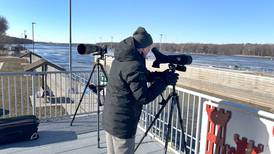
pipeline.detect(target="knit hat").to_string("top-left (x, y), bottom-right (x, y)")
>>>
top-left (133, 27), bottom-right (153, 48)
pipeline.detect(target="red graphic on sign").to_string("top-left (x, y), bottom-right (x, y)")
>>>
top-left (225, 134), bottom-right (264, 154)
top-left (205, 105), bottom-right (264, 154)
top-left (225, 144), bottom-right (236, 154)
top-left (230, 134), bottom-right (248, 153)
top-left (205, 105), bottom-right (231, 154)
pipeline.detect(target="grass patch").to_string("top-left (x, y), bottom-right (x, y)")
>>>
top-left (0, 57), bottom-right (28, 72)
top-left (0, 56), bottom-right (67, 118)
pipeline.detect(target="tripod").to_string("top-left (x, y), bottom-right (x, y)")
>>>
top-left (70, 55), bottom-right (108, 148)
top-left (135, 66), bottom-right (187, 154)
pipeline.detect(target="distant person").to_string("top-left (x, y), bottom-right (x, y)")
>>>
top-left (102, 27), bottom-right (178, 154)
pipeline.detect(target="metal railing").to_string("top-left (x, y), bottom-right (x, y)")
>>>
top-left (138, 86), bottom-right (222, 154)
top-left (0, 71), bottom-right (98, 120)
top-left (0, 69), bottom-right (220, 153)
top-left (1, 70), bottom-right (273, 154)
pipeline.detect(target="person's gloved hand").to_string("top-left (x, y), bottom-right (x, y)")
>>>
top-left (162, 69), bottom-right (179, 85)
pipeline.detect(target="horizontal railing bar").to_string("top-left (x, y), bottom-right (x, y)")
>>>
top-left (0, 70), bottom-right (90, 76)
top-left (174, 86), bottom-right (223, 102)
top-left (216, 101), bottom-right (274, 120)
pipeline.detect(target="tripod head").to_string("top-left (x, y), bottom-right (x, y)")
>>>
top-left (168, 63), bottom-right (187, 72)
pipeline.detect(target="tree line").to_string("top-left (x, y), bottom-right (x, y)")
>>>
top-left (0, 16), bottom-right (32, 47)
top-left (0, 35), bottom-right (33, 44)
top-left (101, 42), bottom-right (274, 57)
top-left (157, 43), bottom-right (274, 57)
top-left (1, 15), bottom-right (274, 57)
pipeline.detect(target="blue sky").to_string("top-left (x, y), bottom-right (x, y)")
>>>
top-left (1, 0), bottom-right (274, 44)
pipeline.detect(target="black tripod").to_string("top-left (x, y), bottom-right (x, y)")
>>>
top-left (135, 65), bottom-right (187, 154)
top-left (70, 55), bottom-right (108, 148)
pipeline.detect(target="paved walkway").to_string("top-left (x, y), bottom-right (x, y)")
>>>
top-left (0, 114), bottom-right (174, 154)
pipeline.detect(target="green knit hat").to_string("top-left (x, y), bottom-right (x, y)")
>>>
top-left (133, 27), bottom-right (153, 48)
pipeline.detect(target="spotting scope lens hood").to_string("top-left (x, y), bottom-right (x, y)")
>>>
top-left (151, 47), bottom-right (192, 68)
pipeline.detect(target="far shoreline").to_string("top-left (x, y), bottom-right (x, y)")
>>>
top-left (232, 54), bottom-right (274, 59)
top-left (186, 52), bottom-right (274, 59)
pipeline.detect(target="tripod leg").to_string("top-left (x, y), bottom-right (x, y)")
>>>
top-left (96, 63), bottom-right (101, 148)
top-left (70, 64), bottom-right (96, 126)
top-left (134, 94), bottom-right (172, 152)
top-left (97, 63), bottom-right (108, 106)
top-left (164, 95), bottom-right (176, 154)
top-left (175, 94), bottom-right (188, 153)
top-left (98, 63), bottom-right (108, 81)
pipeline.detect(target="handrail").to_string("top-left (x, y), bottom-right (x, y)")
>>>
top-left (0, 70), bottom-right (90, 76)
top-left (1, 69), bottom-right (273, 153)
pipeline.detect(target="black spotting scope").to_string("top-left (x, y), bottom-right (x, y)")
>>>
top-left (151, 47), bottom-right (192, 69)
top-left (77, 44), bottom-right (107, 56)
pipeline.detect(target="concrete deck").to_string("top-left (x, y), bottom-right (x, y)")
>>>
top-left (0, 114), bottom-right (173, 154)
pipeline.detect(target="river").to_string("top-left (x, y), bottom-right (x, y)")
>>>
top-left (25, 43), bottom-right (274, 76)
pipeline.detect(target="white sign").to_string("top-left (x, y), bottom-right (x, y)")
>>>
top-left (200, 101), bottom-right (274, 154)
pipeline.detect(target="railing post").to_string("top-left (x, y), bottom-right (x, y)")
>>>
top-left (1, 77), bottom-right (5, 117)
top-left (8, 77), bottom-right (11, 117)
top-left (32, 75), bottom-right (36, 116)
top-left (195, 97), bottom-right (203, 154)
top-left (145, 104), bottom-right (148, 130)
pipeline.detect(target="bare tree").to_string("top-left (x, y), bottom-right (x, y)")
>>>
top-left (0, 16), bottom-right (8, 49)
top-left (0, 16), bottom-right (9, 35)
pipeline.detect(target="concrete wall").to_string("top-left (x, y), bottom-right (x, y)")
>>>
top-left (105, 56), bottom-right (274, 111)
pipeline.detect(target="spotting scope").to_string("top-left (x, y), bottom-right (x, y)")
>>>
top-left (77, 44), bottom-right (107, 56)
top-left (151, 47), bottom-right (192, 69)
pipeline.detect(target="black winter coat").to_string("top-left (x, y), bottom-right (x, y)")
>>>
top-left (102, 37), bottom-right (167, 139)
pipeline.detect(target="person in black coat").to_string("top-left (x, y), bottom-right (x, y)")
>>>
top-left (102, 27), bottom-right (178, 154)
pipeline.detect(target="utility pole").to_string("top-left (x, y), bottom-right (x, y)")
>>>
top-left (110, 36), bottom-right (113, 51)
top-left (69, 0), bottom-right (72, 72)
top-left (32, 22), bottom-right (36, 54)
top-left (160, 34), bottom-right (163, 51)
top-left (23, 30), bottom-right (27, 49)
top-left (24, 30), bottom-right (27, 39)
top-left (31, 22), bottom-right (36, 64)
